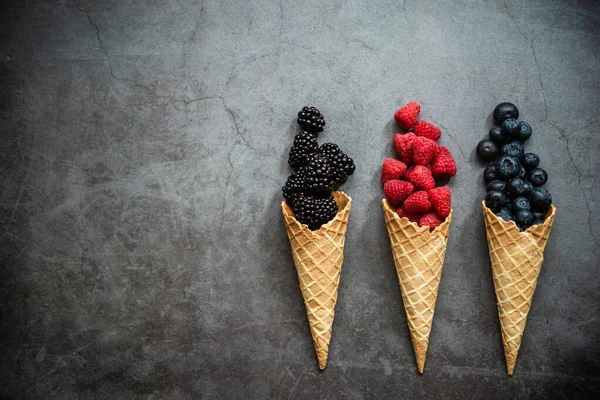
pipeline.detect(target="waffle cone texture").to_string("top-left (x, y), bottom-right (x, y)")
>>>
top-left (482, 201), bottom-right (556, 376)
top-left (282, 191), bottom-right (352, 370)
top-left (382, 199), bottom-right (453, 374)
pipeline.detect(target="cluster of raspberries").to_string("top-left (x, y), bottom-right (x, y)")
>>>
top-left (283, 107), bottom-right (355, 230)
top-left (382, 102), bottom-right (457, 231)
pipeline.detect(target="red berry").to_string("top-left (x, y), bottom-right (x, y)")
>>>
top-left (381, 158), bottom-right (407, 184)
top-left (419, 212), bottom-right (443, 231)
top-left (412, 136), bottom-right (438, 165)
top-left (432, 146), bottom-right (457, 177)
top-left (413, 120), bottom-right (442, 141)
top-left (406, 165), bottom-right (435, 190)
top-left (396, 206), bottom-right (421, 223)
top-left (428, 186), bottom-right (452, 218)
top-left (403, 190), bottom-right (432, 213)
top-left (394, 102), bottom-right (421, 130)
top-left (393, 132), bottom-right (416, 165)
top-left (384, 180), bottom-right (415, 205)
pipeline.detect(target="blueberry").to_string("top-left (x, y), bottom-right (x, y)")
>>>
top-left (532, 211), bottom-right (546, 225)
top-left (501, 118), bottom-right (521, 139)
top-left (493, 102), bottom-right (519, 124)
top-left (487, 180), bottom-right (507, 193)
top-left (521, 153), bottom-right (540, 170)
top-left (518, 166), bottom-right (527, 179)
top-left (486, 190), bottom-right (509, 211)
top-left (529, 167), bottom-right (548, 186)
top-left (489, 126), bottom-right (507, 143)
top-left (513, 196), bottom-right (531, 211)
top-left (496, 155), bottom-right (521, 180)
top-left (515, 210), bottom-right (534, 227)
top-left (507, 177), bottom-right (527, 197)
top-left (518, 121), bottom-right (532, 142)
top-left (484, 162), bottom-right (500, 183)
top-left (529, 187), bottom-right (552, 211)
top-left (522, 179), bottom-right (534, 196)
top-left (496, 208), bottom-right (514, 222)
top-left (501, 141), bottom-right (524, 158)
top-left (477, 140), bottom-right (498, 161)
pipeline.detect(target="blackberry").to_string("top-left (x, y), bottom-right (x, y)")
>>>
top-left (288, 131), bottom-right (318, 168)
top-left (282, 172), bottom-right (305, 207)
top-left (319, 143), bottom-right (355, 186)
top-left (297, 106), bottom-right (325, 133)
top-left (292, 195), bottom-right (338, 230)
top-left (304, 154), bottom-right (335, 194)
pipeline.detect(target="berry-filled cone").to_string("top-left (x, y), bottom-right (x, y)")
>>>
top-left (481, 201), bottom-right (557, 375)
top-left (382, 199), bottom-right (453, 374)
top-left (282, 191), bottom-right (352, 370)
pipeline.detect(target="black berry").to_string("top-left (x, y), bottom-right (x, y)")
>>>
top-left (487, 180), bottom-right (507, 193)
top-left (501, 118), bottom-right (521, 140)
top-left (501, 141), bottom-right (524, 159)
top-left (528, 167), bottom-right (548, 186)
top-left (493, 102), bottom-right (519, 124)
top-left (477, 140), bottom-right (498, 161)
top-left (529, 187), bottom-right (552, 211)
top-left (532, 211), bottom-right (546, 225)
top-left (484, 163), bottom-right (500, 183)
top-left (522, 180), bottom-right (534, 196)
top-left (282, 172), bottom-right (305, 207)
top-left (518, 121), bottom-right (532, 142)
top-left (288, 131), bottom-right (318, 168)
top-left (513, 197), bottom-right (531, 211)
top-left (485, 190), bottom-right (509, 211)
top-left (297, 106), bottom-right (325, 133)
top-left (521, 153), bottom-right (540, 170)
top-left (304, 154), bottom-right (334, 195)
top-left (515, 210), bottom-right (534, 230)
top-left (496, 155), bottom-right (521, 180)
top-left (496, 208), bottom-right (514, 222)
top-left (292, 195), bottom-right (338, 230)
top-left (489, 126), bottom-right (507, 143)
top-left (507, 177), bottom-right (527, 197)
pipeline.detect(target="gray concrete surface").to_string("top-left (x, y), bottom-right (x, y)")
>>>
top-left (1, 0), bottom-right (599, 398)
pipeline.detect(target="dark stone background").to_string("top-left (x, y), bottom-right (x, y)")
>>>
top-left (1, 0), bottom-right (599, 398)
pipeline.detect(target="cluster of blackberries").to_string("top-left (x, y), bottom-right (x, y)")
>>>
top-left (477, 102), bottom-right (552, 231)
top-left (283, 107), bottom-right (355, 230)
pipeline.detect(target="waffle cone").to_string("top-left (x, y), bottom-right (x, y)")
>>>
top-left (282, 192), bottom-right (352, 370)
top-left (382, 199), bottom-right (453, 374)
top-left (482, 201), bottom-right (556, 376)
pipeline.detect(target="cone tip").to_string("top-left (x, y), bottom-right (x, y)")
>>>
top-left (507, 363), bottom-right (515, 376)
top-left (316, 346), bottom-right (329, 371)
top-left (413, 343), bottom-right (428, 374)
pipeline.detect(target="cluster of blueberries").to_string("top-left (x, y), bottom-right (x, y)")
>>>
top-left (477, 103), bottom-right (553, 231)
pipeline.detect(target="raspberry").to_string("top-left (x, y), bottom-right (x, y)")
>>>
top-left (432, 146), bottom-right (457, 177)
top-left (384, 180), bottom-right (415, 205)
top-left (394, 102), bottom-right (421, 130)
top-left (405, 165), bottom-right (435, 190)
top-left (403, 190), bottom-right (432, 213)
top-left (381, 158), bottom-right (407, 184)
top-left (393, 132), bottom-right (415, 165)
top-left (396, 206), bottom-right (421, 223)
top-left (412, 136), bottom-right (437, 165)
top-left (413, 120), bottom-right (441, 141)
top-left (428, 186), bottom-right (451, 218)
top-left (419, 212), bottom-right (443, 231)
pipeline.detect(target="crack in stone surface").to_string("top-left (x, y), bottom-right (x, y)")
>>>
top-left (502, 1), bottom-right (548, 121)
top-left (548, 121), bottom-right (599, 248)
